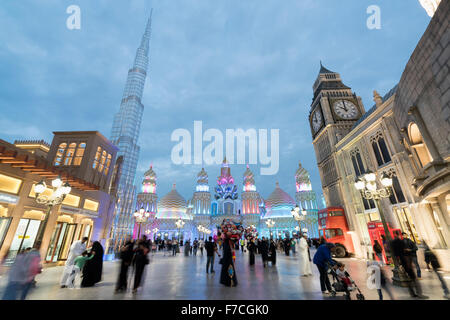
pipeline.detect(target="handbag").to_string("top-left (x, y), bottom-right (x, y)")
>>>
top-left (219, 258), bottom-right (224, 265)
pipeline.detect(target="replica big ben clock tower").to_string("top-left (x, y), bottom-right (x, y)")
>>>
top-left (309, 63), bottom-right (365, 207)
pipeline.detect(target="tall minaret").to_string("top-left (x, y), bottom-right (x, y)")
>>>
top-left (110, 10), bottom-right (153, 248)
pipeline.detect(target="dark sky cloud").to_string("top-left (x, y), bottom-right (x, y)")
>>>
top-left (0, 0), bottom-right (431, 201)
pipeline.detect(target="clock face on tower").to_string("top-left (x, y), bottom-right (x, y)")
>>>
top-left (333, 100), bottom-right (359, 120)
top-left (311, 108), bottom-right (323, 133)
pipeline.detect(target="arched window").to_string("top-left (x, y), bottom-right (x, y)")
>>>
top-left (64, 143), bottom-right (77, 166)
top-left (370, 132), bottom-right (391, 166)
top-left (93, 147), bottom-right (101, 169)
top-left (98, 150), bottom-right (107, 173)
top-left (386, 171), bottom-right (406, 204)
top-left (350, 148), bottom-right (366, 176)
top-left (104, 154), bottom-right (112, 175)
top-left (73, 143), bottom-right (86, 166)
top-left (53, 143), bottom-right (67, 166)
top-left (408, 123), bottom-right (432, 167)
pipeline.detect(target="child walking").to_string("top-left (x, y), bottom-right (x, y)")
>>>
top-left (66, 250), bottom-right (95, 288)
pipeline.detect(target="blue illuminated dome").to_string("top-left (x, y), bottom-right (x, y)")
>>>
top-left (263, 182), bottom-right (296, 219)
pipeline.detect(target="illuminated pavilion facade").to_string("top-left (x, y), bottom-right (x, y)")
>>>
top-left (133, 159), bottom-right (319, 241)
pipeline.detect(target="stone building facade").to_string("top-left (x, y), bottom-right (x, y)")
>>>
top-left (309, 1), bottom-right (449, 269)
top-left (0, 131), bottom-right (118, 265)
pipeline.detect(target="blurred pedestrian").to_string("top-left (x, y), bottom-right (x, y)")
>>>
top-left (2, 249), bottom-right (29, 300)
top-left (199, 239), bottom-right (204, 256)
top-left (172, 239), bottom-right (178, 256)
top-left (381, 235), bottom-right (392, 264)
top-left (269, 239), bottom-right (277, 266)
top-left (60, 237), bottom-right (88, 288)
top-left (132, 240), bottom-right (150, 294)
top-left (259, 237), bottom-right (269, 268)
top-left (284, 238), bottom-right (290, 256)
top-left (291, 238), bottom-right (296, 256)
top-left (367, 255), bottom-right (395, 300)
top-left (247, 238), bottom-right (256, 266)
top-left (373, 240), bottom-right (383, 263)
top-left (115, 236), bottom-right (134, 293)
top-left (21, 246), bottom-right (42, 299)
top-left (423, 241), bottom-right (449, 299)
top-left (193, 239), bottom-right (199, 256)
top-left (402, 233), bottom-right (421, 278)
top-left (184, 240), bottom-right (191, 256)
top-left (81, 241), bottom-right (104, 287)
top-left (391, 232), bottom-right (427, 299)
top-left (219, 235), bottom-right (237, 287)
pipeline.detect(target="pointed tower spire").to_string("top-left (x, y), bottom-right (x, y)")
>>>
top-left (140, 8), bottom-right (153, 54)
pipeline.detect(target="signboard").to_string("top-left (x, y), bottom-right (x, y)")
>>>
top-left (0, 192), bottom-right (19, 205)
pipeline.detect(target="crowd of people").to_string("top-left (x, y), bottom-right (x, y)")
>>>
top-left (1, 228), bottom-right (449, 300)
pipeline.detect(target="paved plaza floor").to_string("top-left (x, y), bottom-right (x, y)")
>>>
top-left (1, 248), bottom-right (449, 300)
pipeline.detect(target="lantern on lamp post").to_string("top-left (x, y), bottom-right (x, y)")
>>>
top-left (354, 171), bottom-right (409, 287)
top-left (291, 205), bottom-right (307, 237)
top-left (33, 177), bottom-right (71, 249)
top-left (265, 219), bottom-right (275, 239)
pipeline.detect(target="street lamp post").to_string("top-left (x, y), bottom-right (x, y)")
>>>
top-left (291, 205), bottom-right (307, 237)
top-left (33, 177), bottom-right (71, 249)
top-left (265, 219), bottom-right (275, 239)
top-left (175, 219), bottom-right (185, 242)
top-left (133, 207), bottom-right (149, 239)
top-left (152, 228), bottom-right (159, 241)
top-left (354, 171), bottom-right (410, 287)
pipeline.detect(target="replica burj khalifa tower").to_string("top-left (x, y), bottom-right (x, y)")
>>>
top-left (109, 10), bottom-right (153, 249)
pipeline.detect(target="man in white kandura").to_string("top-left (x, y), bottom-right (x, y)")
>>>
top-left (299, 234), bottom-right (313, 276)
top-left (60, 237), bottom-right (89, 288)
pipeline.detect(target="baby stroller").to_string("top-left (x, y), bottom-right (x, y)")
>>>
top-left (327, 262), bottom-right (365, 300)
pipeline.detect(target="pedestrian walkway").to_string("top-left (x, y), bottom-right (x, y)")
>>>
top-left (0, 249), bottom-right (448, 300)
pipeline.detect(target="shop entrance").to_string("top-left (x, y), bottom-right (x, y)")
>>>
top-left (45, 222), bottom-right (77, 262)
top-left (7, 218), bottom-right (41, 261)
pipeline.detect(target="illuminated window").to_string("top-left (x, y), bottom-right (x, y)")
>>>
top-left (388, 175), bottom-right (406, 204)
top-left (64, 143), bottom-right (76, 166)
top-left (83, 199), bottom-right (99, 212)
top-left (408, 123), bottom-right (432, 168)
top-left (0, 174), bottom-right (23, 195)
top-left (53, 143), bottom-right (67, 166)
top-left (62, 194), bottom-right (80, 207)
top-left (393, 207), bottom-right (420, 244)
top-left (73, 143), bottom-right (86, 166)
top-left (104, 154), bottom-right (112, 175)
top-left (29, 184), bottom-right (52, 198)
top-left (93, 147), bottom-right (101, 169)
top-left (98, 150), bottom-right (107, 173)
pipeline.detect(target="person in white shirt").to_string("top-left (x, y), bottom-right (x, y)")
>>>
top-left (198, 239), bottom-right (205, 256)
top-left (298, 234), bottom-right (313, 276)
top-left (60, 237), bottom-right (88, 288)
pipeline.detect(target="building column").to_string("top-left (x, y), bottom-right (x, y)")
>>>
top-left (408, 106), bottom-right (443, 162)
top-left (428, 198), bottom-right (449, 248)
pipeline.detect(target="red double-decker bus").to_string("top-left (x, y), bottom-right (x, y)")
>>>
top-left (318, 207), bottom-right (354, 258)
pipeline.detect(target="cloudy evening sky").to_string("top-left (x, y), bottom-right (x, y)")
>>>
top-left (0, 0), bottom-right (432, 202)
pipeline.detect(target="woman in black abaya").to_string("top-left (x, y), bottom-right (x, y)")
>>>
top-left (247, 238), bottom-right (256, 266)
top-left (219, 236), bottom-right (238, 287)
top-left (269, 239), bottom-right (277, 266)
top-left (81, 241), bottom-right (104, 287)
